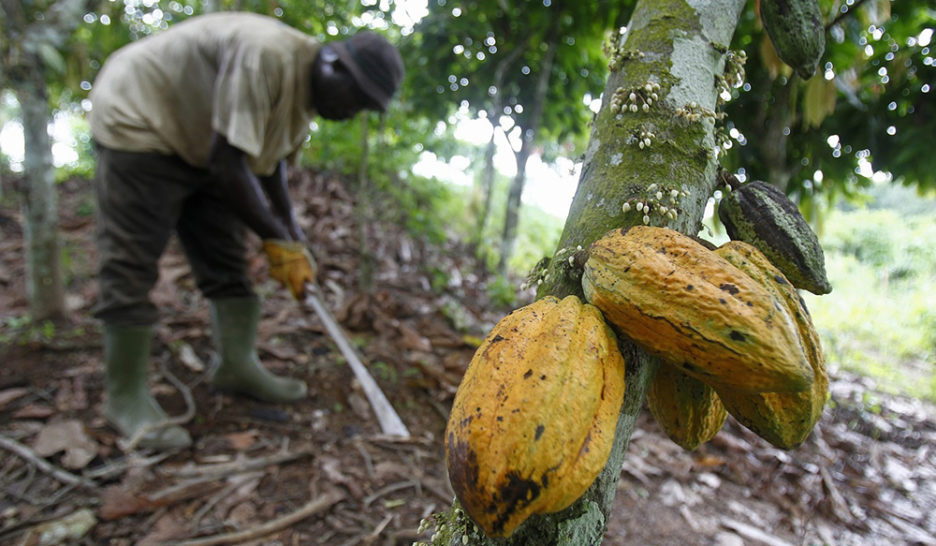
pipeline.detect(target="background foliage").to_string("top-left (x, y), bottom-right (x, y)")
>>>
top-left (805, 183), bottom-right (936, 401)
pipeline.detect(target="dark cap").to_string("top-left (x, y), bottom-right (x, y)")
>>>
top-left (332, 32), bottom-right (404, 111)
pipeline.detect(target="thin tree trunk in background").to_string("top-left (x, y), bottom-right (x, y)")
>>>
top-left (496, 133), bottom-right (533, 276)
top-left (14, 61), bottom-right (65, 319)
top-left (760, 79), bottom-right (793, 191)
top-left (473, 44), bottom-right (525, 253)
top-left (496, 39), bottom-right (557, 275)
top-left (356, 114), bottom-right (375, 293)
top-left (473, 122), bottom-right (498, 248)
top-left (0, 94), bottom-right (5, 200)
top-left (443, 0), bottom-right (747, 542)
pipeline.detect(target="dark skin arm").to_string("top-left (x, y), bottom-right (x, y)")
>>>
top-left (260, 158), bottom-right (306, 242)
top-left (207, 133), bottom-right (301, 241)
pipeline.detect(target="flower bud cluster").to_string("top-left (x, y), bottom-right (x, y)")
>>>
top-left (621, 183), bottom-right (688, 225)
top-left (610, 81), bottom-right (662, 116)
top-left (521, 258), bottom-right (550, 291)
top-left (676, 101), bottom-right (723, 123)
top-left (608, 48), bottom-right (644, 72)
top-left (714, 127), bottom-right (733, 157)
top-left (635, 129), bottom-right (655, 150)
top-left (724, 49), bottom-right (748, 90)
top-left (415, 504), bottom-right (479, 546)
top-left (716, 49), bottom-right (747, 106)
top-left (519, 244), bottom-right (588, 291)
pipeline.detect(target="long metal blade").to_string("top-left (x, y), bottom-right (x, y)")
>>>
top-left (303, 284), bottom-right (410, 437)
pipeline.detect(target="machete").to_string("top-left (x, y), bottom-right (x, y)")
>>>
top-left (302, 282), bottom-right (410, 438)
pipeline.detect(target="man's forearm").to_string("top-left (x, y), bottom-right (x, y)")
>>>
top-left (260, 160), bottom-right (305, 242)
top-left (222, 164), bottom-right (290, 240)
top-left (208, 135), bottom-right (290, 240)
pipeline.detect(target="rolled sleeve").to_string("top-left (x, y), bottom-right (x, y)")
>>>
top-left (211, 48), bottom-right (279, 159)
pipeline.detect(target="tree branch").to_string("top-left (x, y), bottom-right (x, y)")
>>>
top-left (826, 0), bottom-right (872, 31)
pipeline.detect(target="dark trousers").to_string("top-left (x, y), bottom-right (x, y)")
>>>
top-left (93, 145), bottom-right (254, 326)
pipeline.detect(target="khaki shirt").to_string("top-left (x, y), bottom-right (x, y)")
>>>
top-left (90, 12), bottom-right (320, 176)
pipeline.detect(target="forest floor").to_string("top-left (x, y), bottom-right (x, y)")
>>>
top-left (0, 172), bottom-right (934, 546)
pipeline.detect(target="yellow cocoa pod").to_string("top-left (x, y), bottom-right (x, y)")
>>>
top-left (582, 226), bottom-right (812, 394)
top-left (647, 363), bottom-right (727, 450)
top-left (445, 295), bottom-right (626, 538)
top-left (713, 241), bottom-right (828, 449)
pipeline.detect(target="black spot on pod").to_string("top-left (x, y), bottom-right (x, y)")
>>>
top-left (720, 283), bottom-right (740, 295)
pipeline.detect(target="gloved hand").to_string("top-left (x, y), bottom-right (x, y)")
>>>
top-left (262, 239), bottom-right (317, 299)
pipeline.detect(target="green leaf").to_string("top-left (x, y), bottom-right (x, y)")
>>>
top-left (802, 76), bottom-right (836, 130)
top-left (37, 42), bottom-right (66, 74)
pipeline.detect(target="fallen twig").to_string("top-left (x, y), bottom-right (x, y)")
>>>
top-left (99, 477), bottom-right (225, 521)
top-left (363, 514), bottom-right (393, 544)
top-left (168, 489), bottom-right (346, 546)
top-left (0, 434), bottom-right (96, 489)
top-left (190, 472), bottom-right (264, 529)
top-left (120, 359), bottom-right (196, 452)
top-left (163, 445), bottom-right (314, 479)
top-left (363, 480), bottom-right (416, 507)
top-left (353, 437), bottom-right (375, 479)
top-left (337, 513), bottom-right (393, 546)
top-left (882, 515), bottom-right (936, 545)
top-left (819, 465), bottom-right (855, 525)
top-left (365, 433), bottom-right (435, 446)
top-left (720, 517), bottom-right (794, 546)
top-left (83, 452), bottom-right (172, 481)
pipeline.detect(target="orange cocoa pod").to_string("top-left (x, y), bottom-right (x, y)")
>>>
top-left (647, 363), bottom-right (727, 451)
top-left (582, 226), bottom-right (813, 394)
top-left (445, 295), bottom-right (626, 538)
top-left (713, 241), bottom-right (828, 449)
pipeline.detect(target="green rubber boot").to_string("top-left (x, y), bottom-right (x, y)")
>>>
top-left (103, 325), bottom-right (192, 449)
top-left (209, 297), bottom-right (308, 403)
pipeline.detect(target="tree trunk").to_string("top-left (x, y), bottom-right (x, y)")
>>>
top-left (759, 78), bottom-right (794, 191)
top-left (473, 120), bottom-right (498, 249)
top-left (1, 0), bottom-right (99, 320)
top-left (473, 44), bottom-right (526, 252)
top-left (13, 60), bottom-right (65, 319)
top-left (496, 39), bottom-right (557, 275)
top-left (496, 131), bottom-right (533, 276)
top-left (356, 114), bottom-right (375, 293)
top-left (436, 0), bottom-right (746, 543)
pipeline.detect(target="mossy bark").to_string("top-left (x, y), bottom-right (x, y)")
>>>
top-left (2, 0), bottom-right (95, 320)
top-left (14, 64), bottom-right (65, 320)
top-left (437, 0), bottom-right (747, 544)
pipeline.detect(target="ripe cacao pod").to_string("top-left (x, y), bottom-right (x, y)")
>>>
top-left (760, 0), bottom-right (826, 79)
top-left (714, 241), bottom-right (828, 449)
top-left (718, 180), bottom-right (832, 295)
top-left (582, 226), bottom-right (813, 394)
top-left (647, 363), bottom-right (727, 451)
top-left (445, 295), bottom-right (626, 538)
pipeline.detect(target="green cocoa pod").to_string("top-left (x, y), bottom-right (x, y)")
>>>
top-left (718, 180), bottom-right (831, 295)
top-left (760, 0), bottom-right (826, 80)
